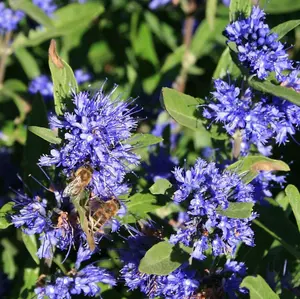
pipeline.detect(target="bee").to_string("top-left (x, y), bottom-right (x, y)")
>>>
top-left (87, 197), bottom-right (121, 233)
top-left (63, 166), bottom-right (93, 198)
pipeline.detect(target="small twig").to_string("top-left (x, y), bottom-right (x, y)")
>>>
top-left (0, 31), bottom-right (12, 87)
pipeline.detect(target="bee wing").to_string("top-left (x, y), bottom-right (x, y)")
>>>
top-left (88, 198), bottom-right (105, 213)
top-left (63, 176), bottom-right (83, 197)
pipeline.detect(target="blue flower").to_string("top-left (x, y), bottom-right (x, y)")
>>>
top-left (32, 0), bottom-right (57, 16)
top-left (29, 75), bottom-right (53, 99)
top-left (39, 84), bottom-right (140, 197)
top-left (149, 0), bottom-right (172, 10)
top-left (74, 69), bottom-right (92, 85)
top-left (11, 195), bottom-right (51, 235)
top-left (35, 266), bottom-right (116, 299)
top-left (0, 3), bottom-right (24, 32)
top-left (224, 6), bottom-right (292, 80)
top-left (120, 236), bottom-right (200, 298)
top-left (170, 158), bottom-right (256, 260)
top-left (253, 171), bottom-right (286, 203)
top-left (204, 78), bottom-right (300, 149)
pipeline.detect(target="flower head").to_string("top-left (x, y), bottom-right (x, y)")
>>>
top-left (224, 6), bottom-right (292, 80)
top-left (35, 265), bottom-right (116, 299)
top-left (29, 75), bottom-right (53, 99)
top-left (32, 0), bottom-right (57, 16)
top-left (204, 78), bottom-right (300, 148)
top-left (0, 3), bottom-right (24, 33)
top-left (39, 84), bottom-right (140, 197)
top-left (120, 236), bottom-right (200, 298)
top-left (170, 158), bottom-right (256, 260)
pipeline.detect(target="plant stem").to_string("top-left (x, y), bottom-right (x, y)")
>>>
top-left (173, 0), bottom-right (197, 93)
top-left (0, 31), bottom-right (12, 87)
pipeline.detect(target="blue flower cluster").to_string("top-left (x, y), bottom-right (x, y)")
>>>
top-left (204, 79), bottom-right (300, 148)
top-left (33, 0), bottom-right (57, 16)
top-left (120, 236), bottom-right (200, 298)
top-left (120, 235), bottom-right (248, 298)
top-left (29, 69), bottom-right (91, 100)
top-left (39, 84), bottom-right (140, 197)
top-left (170, 158), bottom-right (256, 260)
top-left (35, 265), bottom-right (116, 299)
top-left (11, 193), bottom-right (77, 259)
top-left (0, 3), bottom-right (24, 33)
top-left (224, 6), bottom-right (292, 80)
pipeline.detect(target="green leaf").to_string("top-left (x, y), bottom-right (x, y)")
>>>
top-left (138, 241), bottom-right (188, 275)
top-left (206, 0), bottom-right (218, 30)
top-left (145, 12), bottom-right (177, 50)
top-left (150, 179), bottom-right (172, 195)
top-left (1, 239), bottom-right (18, 279)
top-left (125, 133), bottom-right (163, 148)
top-left (0, 202), bottom-right (14, 229)
top-left (161, 45), bottom-right (185, 74)
top-left (28, 126), bottom-right (62, 144)
top-left (1, 86), bottom-right (30, 123)
top-left (259, 0), bottom-right (300, 14)
top-left (248, 77), bottom-right (300, 106)
top-left (9, 0), bottom-right (54, 28)
top-left (161, 88), bottom-right (205, 131)
top-left (213, 47), bottom-right (241, 79)
top-left (48, 39), bottom-right (78, 116)
top-left (14, 48), bottom-right (41, 79)
top-left (23, 95), bottom-right (49, 190)
top-left (19, 268), bottom-right (39, 298)
top-left (22, 233), bottom-right (39, 265)
top-left (229, 0), bottom-right (252, 22)
top-left (285, 185), bottom-right (300, 232)
top-left (254, 198), bottom-right (300, 259)
top-left (271, 20), bottom-right (300, 40)
top-left (12, 3), bottom-right (104, 49)
top-left (191, 18), bottom-right (228, 59)
top-left (123, 193), bottom-right (162, 223)
top-left (227, 155), bottom-right (290, 184)
top-left (241, 275), bottom-right (279, 299)
top-left (217, 202), bottom-right (254, 218)
top-left (133, 22), bottom-right (159, 67)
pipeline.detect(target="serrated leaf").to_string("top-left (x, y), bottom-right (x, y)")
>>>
top-left (285, 185), bottom-right (300, 232)
top-left (161, 88), bottom-right (205, 131)
top-left (150, 179), bottom-right (172, 195)
top-left (271, 20), bottom-right (300, 40)
top-left (248, 77), bottom-right (300, 107)
top-left (227, 156), bottom-right (290, 184)
top-left (28, 126), bottom-right (62, 144)
top-left (229, 0), bottom-right (252, 22)
top-left (138, 241), bottom-right (188, 275)
top-left (241, 275), bottom-right (279, 299)
top-left (0, 202), bottom-right (14, 229)
top-left (22, 233), bottom-right (39, 265)
top-left (123, 193), bottom-right (162, 223)
top-left (9, 0), bottom-right (54, 28)
top-left (48, 39), bottom-right (78, 116)
top-left (216, 202), bottom-right (254, 218)
top-left (125, 133), bottom-right (163, 148)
